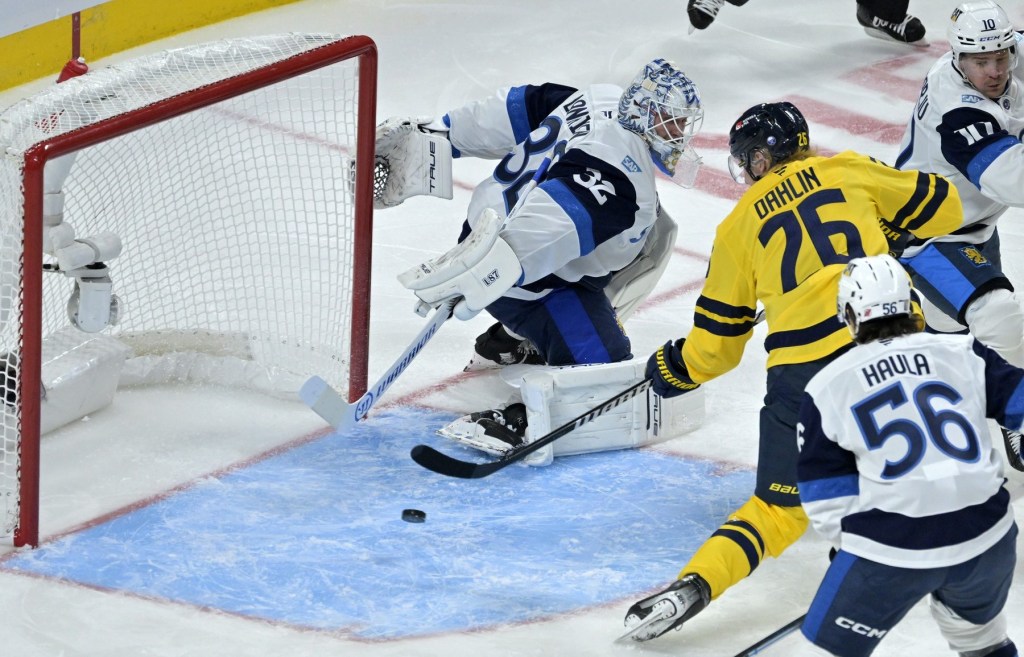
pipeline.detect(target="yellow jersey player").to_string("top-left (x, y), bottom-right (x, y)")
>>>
top-left (619, 101), bottom-right (965, 642)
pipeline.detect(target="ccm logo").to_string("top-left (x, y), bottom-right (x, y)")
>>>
top-left (482, 269), bottom-right (500, 286)
top-left (835, 617), bottom-right (887, 639)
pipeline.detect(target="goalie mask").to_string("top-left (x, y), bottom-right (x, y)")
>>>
top-left (836, 254), bottom-right (913, 338)
top-left (727, 101), bottom-right (809, 183)
top-left (947, 1), bottom-right (1019, 83)
top-left (618, 59), bottom-right (704, 187)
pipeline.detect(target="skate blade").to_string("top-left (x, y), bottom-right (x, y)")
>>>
top-left (435, 426), bottom-right (511, 458)
top-left (614, 605), bottom-right (672, 643)
top-left (861, 26), bottom-right (928, 47)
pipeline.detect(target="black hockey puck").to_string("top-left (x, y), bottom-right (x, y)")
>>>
top-left (401, 508), bottom-right (426, 523)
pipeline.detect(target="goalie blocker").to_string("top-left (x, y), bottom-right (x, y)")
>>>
top-left (441, 358), bottom-right (705, 466)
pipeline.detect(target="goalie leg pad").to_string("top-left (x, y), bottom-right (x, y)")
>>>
top-left (513, 358), bottom-right (704, 463)
top-left (398, 208), bottom-right (523, 320)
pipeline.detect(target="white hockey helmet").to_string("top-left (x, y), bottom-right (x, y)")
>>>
top-left (836, 254), bottom-right (914, 338)
top-left (618, 59), bottom-right (704, 186)
top-left (948, 1), bottom-right (1018, 69)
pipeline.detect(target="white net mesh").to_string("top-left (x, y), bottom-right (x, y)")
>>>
top-left (0, 34), bottom-right (373, 541)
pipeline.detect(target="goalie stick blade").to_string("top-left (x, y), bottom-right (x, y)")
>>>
top-left (299, 375), bottom-right (356, 431)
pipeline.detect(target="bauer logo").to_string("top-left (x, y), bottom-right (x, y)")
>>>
top-left (621, 155), bottom-right (641, 172)
top-left (482, 269), bottom-right (500, 286)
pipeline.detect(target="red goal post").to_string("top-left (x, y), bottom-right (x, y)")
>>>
top-left (0, 34), bottom-right (377, 547)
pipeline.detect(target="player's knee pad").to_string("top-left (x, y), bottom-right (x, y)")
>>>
top-left (504, 357), bottom-right (705, 465)
top-left (965, 288), bottom-right (1024, 367)
top-left (930, 596), bottom-right (1010, 656)
top-left (731, 495), bottom-right (809, 559)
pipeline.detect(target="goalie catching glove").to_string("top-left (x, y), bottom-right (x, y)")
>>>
top-left (646, 338), bottom-right (700, 398)
top-left (373, 115), bottom-right (453, 209)
top-left (397, 208), bottom-right (522, 321)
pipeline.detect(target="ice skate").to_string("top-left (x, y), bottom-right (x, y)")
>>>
top-left (687, 0), bottom-right (748, 33)
top-left (437, 402), bottom-right (528, 456)
top-left (856, 5), bottom-right (926, 47)
top-left (618, 573), bottom-right (711, 642)
top-left (464, 322), bottom-right (545, 371)
top-left (1001, 427), bottom-right (1024, 472)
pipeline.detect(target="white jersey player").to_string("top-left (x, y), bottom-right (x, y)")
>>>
top-left (894, 1), bottom-right (1024, 368)
top-left (794, 254), bottom-right (1021, 657)
top-left (376, 59), bottom-right (707, 462)
top-left (895, 0), bottom-right (1024, 473)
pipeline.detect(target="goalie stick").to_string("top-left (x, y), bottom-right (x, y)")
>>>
top-left (301, 159), bottom-right (553, 430)
top-left (300, 297), bottom-right (457, 430)
top-left (410, 379), bottom-right (652, 478)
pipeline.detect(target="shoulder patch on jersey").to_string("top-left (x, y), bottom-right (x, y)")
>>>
top-left (961, 94), bottom-right (984, 104)
top-left (620, 155), bottom-right (641, 173)
top-left (959, 245), bottom-right (991, 266)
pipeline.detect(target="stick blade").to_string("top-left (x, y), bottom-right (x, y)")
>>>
top-left (409, 445), bottom-right (505, 479)
top-left (299, 375), bottom-right (357, 431)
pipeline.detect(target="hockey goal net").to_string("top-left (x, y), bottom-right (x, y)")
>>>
top-left (0, 34), bottom-right (377, 547)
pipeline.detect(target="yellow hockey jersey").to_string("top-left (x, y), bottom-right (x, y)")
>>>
top-left (682, 151), bottom-right (962, 382)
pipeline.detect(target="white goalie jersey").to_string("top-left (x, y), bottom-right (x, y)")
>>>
top-left (894, 34), bottom-right (1024, 255)
top-left (797, 332), bottom-right (1023, 569)
top-left (441, 83), bottom-right (662, 301)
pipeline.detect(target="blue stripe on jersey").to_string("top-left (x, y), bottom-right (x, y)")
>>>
top-left (895, 115), bottom-right (915, 169)
top-left (693, 312), bottom-right (757, 337)
top-left (764, 315), bottom-right (845, 353)
top-left (543, 291), bottom-right (610, 363)
top-left (907, 174), bottom-right (950, 232)
top-left (801, 550), bottom-right (857, 643)
top-left (541, 179), bottom-right (596, 256)
top-left (505, 86), bottom-right (532, 144)
top-left (799, 474), bottom-right (859, 503)
top-left (843, 487), bottom-right (1009, 550)
top-left (966, 136), bottom-right (1018, 188)
top-left (441, 114), bottom-right (461, 158)
top-left (890, 170), bottom-right (930, 228)
top-left (972, 338), bottom-right (1024, 428)
top-left (695, 295), bottom-right (757, 321)
top-left (907, 244), bottom-right (976, 310)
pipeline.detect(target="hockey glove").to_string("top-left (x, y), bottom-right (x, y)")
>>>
top-left (620, 574), bottom-right (711, 642)
top-left (373, 116), bottom-right (453, 209)
top-left (646, 339), bottom-right (700, 398)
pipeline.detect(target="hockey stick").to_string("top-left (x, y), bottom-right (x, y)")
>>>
top-left (732, 614), bottom-right (805, 656)
top-left (299, 297), bottom-right (457, 431)
top-left (412, 308), bottom-right (762, 477)
top-left (300, 160), bottom-right (553, 430)
top-left (730, 481), bottom-right (1024, 655)
top-left (410, 379), bottom-right (652, 478)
